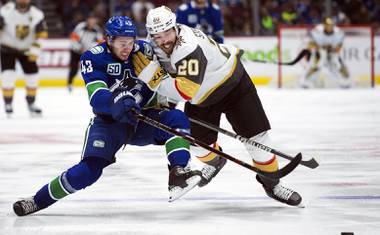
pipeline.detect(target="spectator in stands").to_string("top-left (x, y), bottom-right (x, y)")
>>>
top-left (300, 5), bottom-right (322, 25)
top-left (132, 0), bottom-right (154, 23)
top-left (176, 0), bottom-right (224, 43)
top-left (134, 7), bottom-right (149, 37)
top-left (92, 1), bottom-right (109, 26)
top-left (280, 2), bottom-right (298, 25)
top-left (114, 0), bottom-right (132, 16)
top-left (260, 7), bottom-right (276, 35)
top-left (60, 0), bottom-right (90, 34)
top-left (220, 0), bottom-right (253, 37)
top-left (330, 2), bottom-right (350, 25)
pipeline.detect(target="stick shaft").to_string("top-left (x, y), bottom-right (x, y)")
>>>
top-left (252, 49), bottom-right (311, 65)
top-left (189, 117), bottom-right (319, 169)
top-left (134, 112), bottom-right (301, 178)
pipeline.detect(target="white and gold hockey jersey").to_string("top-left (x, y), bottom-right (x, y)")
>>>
top-left (310, 24), bottom-right (344, 50)
top-left (0, 2), bottom-right (47, 51)
top-left (149, 24), bottom-right (242, 107)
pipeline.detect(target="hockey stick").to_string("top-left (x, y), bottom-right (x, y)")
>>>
top-left (252, 49), bottom-right (311, 66)
top-left (188, 117), bottom-right (319, 169)
top-left (134, 111), bottom-right (302, 179)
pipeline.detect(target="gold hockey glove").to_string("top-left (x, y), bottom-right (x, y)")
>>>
top-left (132, 51), bottom-right (169, 91)
top-left (25, 42), bottom-right (41, 62)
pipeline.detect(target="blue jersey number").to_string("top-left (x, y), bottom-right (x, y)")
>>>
top-left (81, 60), bottom-right (93, 74)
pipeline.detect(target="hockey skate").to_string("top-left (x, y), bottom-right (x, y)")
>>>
top-left (256, 175), bottom-right (302, 206)
top-left (13, 197), bottom-right (40, 216)
top-left (5, 104), bottom-right (13, 117)
top-left (338, 77), bottom-right (352, 89)
top-left (199, 156), bottom-right (227, 187)
top-left (28, 103), bottom-right (42, 117)
top-left (67, 84), bottom-right (73, 93)
top-left (168, 165), bottom-right (202, 202)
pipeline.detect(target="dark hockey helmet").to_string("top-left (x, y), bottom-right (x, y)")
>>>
top-left (105, 16), bottom-right (137, 40)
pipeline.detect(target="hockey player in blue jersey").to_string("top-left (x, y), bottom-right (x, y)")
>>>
top-left (12, 16), bottom-right (202, 216)
top-left (176, 0), bottom-right (224, 43)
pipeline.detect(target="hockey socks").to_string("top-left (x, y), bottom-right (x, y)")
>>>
top-left (191, 143), bottom-right (227, 187)
top-left (30, 157), bottom-right (108, 212)
top-left (165, 135), bottom-right (203, 201)
top-left (165, 136), bottom-right (190, 167)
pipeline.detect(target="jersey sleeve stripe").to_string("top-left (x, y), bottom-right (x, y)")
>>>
top-left (86, 81), bottom-right (108, 99)
top-left (35, 31), bottom-right (48, 39)
top-left (89, 87), bottom-right (109, 103)
top-left (86, 80), bottom-right (107, 89)
top-left (174, 76), bottom-right (200, 100)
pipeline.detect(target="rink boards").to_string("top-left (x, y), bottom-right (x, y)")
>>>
top-left (2, 37), bottom-right (379, 87)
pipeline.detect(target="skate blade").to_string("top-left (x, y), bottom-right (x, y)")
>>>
top-left (30, 112), bottom-right (42, 118)
top-left (168, 175), bottom-right (201, 202)
top-left (297, 202), bottom-right (306, 208)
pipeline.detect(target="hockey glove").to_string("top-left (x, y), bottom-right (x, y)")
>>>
top-left (110, 88), bottom-right (141, 125)
top-left (25, 42), bottom-right (41, 62)
top-left (132, 51), bottom-right (169, 91)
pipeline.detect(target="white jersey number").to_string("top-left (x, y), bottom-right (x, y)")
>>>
top-left (177, 59), bottom-right (199, 76)
top-left (81, 60), bottom-right (93, 74)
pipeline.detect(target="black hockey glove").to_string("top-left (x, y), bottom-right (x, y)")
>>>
top-left (110, 88), bottom-right (141, 125)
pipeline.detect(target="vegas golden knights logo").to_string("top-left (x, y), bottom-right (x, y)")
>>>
top-left (16, 25), bottom-right (30, 40)
top-left (153, 17), bottom-right (160, 23)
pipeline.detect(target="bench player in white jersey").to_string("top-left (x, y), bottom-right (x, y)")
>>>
top-left (301, 17), bottom-right (350, 88)
top-left (132, 6), bottom-right (302, 206)
top-left (0, 0), bottom-right (47, 116)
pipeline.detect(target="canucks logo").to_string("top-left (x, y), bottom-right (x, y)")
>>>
top-left (109, 69), bottom-right (137, 91)
top-left (90, 46), bottom-right (104, 54)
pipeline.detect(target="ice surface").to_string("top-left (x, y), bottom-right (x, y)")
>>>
top-left (1, 87), bottom-right (379, 235)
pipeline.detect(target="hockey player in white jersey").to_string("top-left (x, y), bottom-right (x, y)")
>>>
top-left (301, 17), bottom-right (350, 88)
top-left (0, 0), bottom-right (48, 116)
top-left (132, 6), bottom-right (302, 206)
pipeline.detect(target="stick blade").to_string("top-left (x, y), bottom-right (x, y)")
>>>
top-left (301, 158), bottom-right (319, 169)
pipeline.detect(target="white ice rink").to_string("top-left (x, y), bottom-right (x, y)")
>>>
top-left (0, 87), bottom-right (379, 235)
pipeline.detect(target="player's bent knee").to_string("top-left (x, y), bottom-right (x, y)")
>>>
top-left (160, 109), bottom-right (190, 128)
top-left (65, 157), bottom-right (109, 190)
top-left (160, 109), bottom-right (190, 129)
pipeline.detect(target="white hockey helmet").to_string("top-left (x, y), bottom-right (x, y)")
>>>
top-left (146, 6), bottom-right (177, 35)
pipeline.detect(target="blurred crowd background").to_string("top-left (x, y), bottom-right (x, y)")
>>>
top-left (1, 0), bottom-right (379, 37)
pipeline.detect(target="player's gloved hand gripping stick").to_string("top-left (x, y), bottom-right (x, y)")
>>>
top-left (110, 88), bottom-right (141, 125)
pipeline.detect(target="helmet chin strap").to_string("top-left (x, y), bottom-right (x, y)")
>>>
top-left (174, 25), bottom-right (179, 35)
